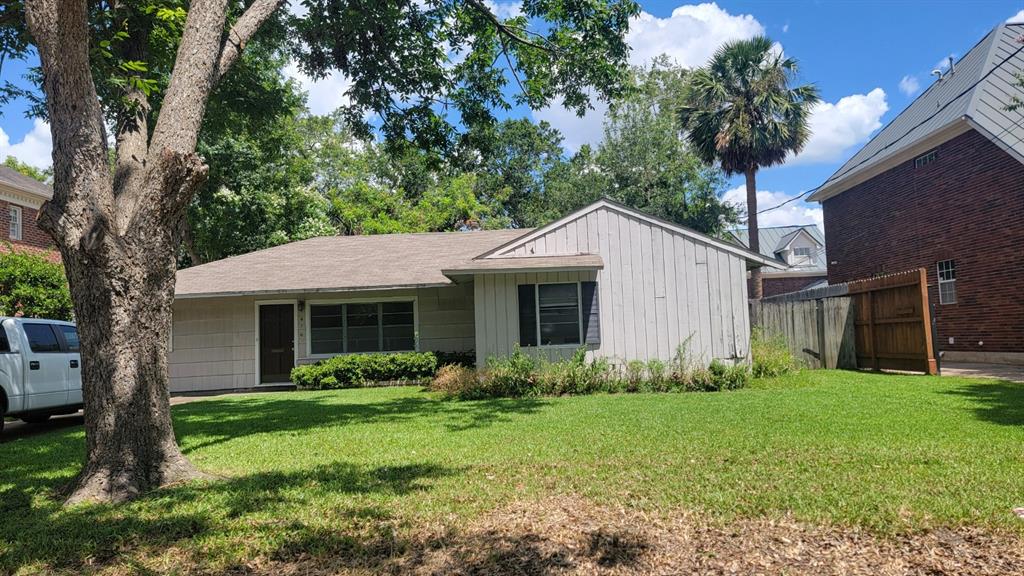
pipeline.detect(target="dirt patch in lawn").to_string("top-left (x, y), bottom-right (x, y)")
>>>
top-left (222, 496), bottom-right (1024, 576)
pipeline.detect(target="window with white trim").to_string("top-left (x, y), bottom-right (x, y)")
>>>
top-left (8, 205), bottom-right (22, 240)
top-left (309, 301), bottom-right (415, 355)
top-left (937, 260), bottom-right (957, 305)
top-left (792, 246), bottom-right (813, 263)
top-left (518, 283), bottom-right (582, 346)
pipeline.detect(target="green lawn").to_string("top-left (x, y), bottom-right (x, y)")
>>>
top-left (2, 370), bottom-right (1023, 573)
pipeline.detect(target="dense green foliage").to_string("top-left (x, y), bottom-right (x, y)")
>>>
top-left (751, 327), bottom-right (801, 377)
top-left (1, 371), bottom-right (1022, 571)
top-left (2, 156), bottom-right (50, 183)
top-left (290, 351), bottom-right (439, 389)
top-left (533, 58), bottom-right (739, 234)
top-left (431, 347), bottom-right (751, 400)
top-left (0, 247), bottom-right (72, 320)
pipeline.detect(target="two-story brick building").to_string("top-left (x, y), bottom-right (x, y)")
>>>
top-left (809, 23), bottom-right (1024, 365)
top-left (0, 165), bottom-right (57, 261)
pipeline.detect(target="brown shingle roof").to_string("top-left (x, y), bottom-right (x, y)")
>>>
top-left (175, 229), bottom-right (532, 298)
top-left (0, 166), bottom-right (52, 200)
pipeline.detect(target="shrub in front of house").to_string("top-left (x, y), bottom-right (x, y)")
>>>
top-left (434, 350), bottom-right (476, 368)
top-left (751, 327), bottom-right (801, 378)
top-left (430, 346), bottom-right (751, 399)
top-left (291, 351), bottom-right (439, 389)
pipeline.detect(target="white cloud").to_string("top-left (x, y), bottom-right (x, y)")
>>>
top-left (782, 23), bottom-right (789, 33)
top-left (1007, 9), bottom-right (1024, 23)
top-left (723, 185), bottom-right (823, 230)
top-left (534, 2), bottom-right (764, 150)
top-left (284, 62), bottom-right (353, 116)
top-left (486, 1), bottom-right (523, 19)
top-left (0, 118), bottom-right (52, 169)
top-left (788, 88), bottom-right (888, 165)
top-left (898, 75), bottom-right (920, 97)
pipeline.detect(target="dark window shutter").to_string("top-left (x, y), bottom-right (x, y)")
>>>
top-left (517, 284), bottom-right (537, 347)
top-left (581, 281), bottom-right (600, 345)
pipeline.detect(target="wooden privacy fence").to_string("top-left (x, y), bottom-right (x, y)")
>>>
top-left (752, 268), bottom-right (937, 374)
top-left (750, 297), bottom-right (856, 369)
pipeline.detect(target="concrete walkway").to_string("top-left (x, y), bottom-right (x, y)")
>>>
top-left (941, 362), bottom-right (1024, 383)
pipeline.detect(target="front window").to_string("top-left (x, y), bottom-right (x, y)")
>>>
top-left (937, 260), bottom-right (957, 305)
top-left (518, 283), bottom-right (581, 346)
top-left (309, 301), bottom-right (415, 355)
top-left (9, 205), bottom-right (22, 240)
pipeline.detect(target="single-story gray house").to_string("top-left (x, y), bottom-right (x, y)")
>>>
top-left (170, 199), bottom-right (781, 393)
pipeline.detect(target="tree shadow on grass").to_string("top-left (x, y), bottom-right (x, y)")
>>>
top-left (0, 460), bottom-right (458, 573)
top-left (172, 391), bottom-right (549, 452)
top-left (942, 379), bottom-right (1024, 426)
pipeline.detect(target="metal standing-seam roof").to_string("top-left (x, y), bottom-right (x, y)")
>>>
top-left (0, 166), bottom-right (53, 200)
top-left (727, 225), bottom-right (826, 273)
top-left (175, 229), bottom-right (533, 298)
top-left (809, 23), bottom-right (1024, 202)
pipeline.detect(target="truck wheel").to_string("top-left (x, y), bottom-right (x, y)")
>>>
top-left (21, 414), bottom-right (51, 424)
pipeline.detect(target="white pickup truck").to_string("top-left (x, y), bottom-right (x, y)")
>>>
top-left (0, 317), bottom-right (83, 432)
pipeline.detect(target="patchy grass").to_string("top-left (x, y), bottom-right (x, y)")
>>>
top-left (1, 370), bottom-right (1024, 573)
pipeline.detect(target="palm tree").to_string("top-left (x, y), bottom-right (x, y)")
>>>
top-left (678, 36), bottom-right (820, 299)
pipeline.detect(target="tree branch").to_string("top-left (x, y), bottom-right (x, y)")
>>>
top-left (464, 0), bottom-right (552, 53)
top-left (24, 0), bottom-right (114, 250)
top-left (215, 0), bottom-right (285, 83)
top-left (148, 0), bottom-right (231, 155)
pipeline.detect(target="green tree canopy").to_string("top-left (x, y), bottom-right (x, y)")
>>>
top-left (2, 155), bottom-right (50, 182)
top-left (0, 246), bottom-right (72, 320)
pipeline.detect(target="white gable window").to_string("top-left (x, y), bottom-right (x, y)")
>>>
top-left (8, 205), bottom-right (22, 241)
top-left (937, 260), bottom-right (957, 305)
top-left (792, 246), bottom-right (813, 263)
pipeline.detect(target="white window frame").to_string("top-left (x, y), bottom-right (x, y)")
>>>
top-left (937, 260), bottom-right (957, 305)
top-left (528, 281), bottom-right (584, 349)
top-left (304, 295), bottom-right (419, 360)
top-left (8, 205), bottom-right (22, 241)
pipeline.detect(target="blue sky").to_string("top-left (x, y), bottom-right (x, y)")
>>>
top-left (2, 1), bottom-right (1022, 230)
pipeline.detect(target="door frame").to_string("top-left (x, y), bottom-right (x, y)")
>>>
top-left (254, 299), bottom-right (299, 387)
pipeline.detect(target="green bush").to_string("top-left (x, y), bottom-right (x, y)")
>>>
top-left (483, 346), bottom-right (539, 397)
top-left (751, 327), bottom-right (800, 378)
top-left (435, 345), bottom-right (751, 400)
top-left (291, 351), bottom-right (439, 389)
top-left (0, 246), bottom-right (72, 320)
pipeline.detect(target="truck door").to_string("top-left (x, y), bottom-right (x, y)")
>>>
top-left (54, 324), bottom-right (82, 405)
top-left (0, 321), bottom-right (25, 414)
top-left (21, 323), bottom-right (69, 410)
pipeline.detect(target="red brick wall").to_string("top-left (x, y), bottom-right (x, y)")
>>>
top-left (0, 199), bottom-right (54, 251)
top-left (822, 128), bottom-right (1024, 354)
top-left (751, 275), bottom-right (826, 298)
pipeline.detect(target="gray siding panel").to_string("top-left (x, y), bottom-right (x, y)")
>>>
top-left (474, 206), bottom-right (752, 366)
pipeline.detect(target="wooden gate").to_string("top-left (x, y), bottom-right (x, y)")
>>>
top-left (847, 268), bottom-right (937, 374)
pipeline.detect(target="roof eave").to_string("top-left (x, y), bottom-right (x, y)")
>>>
top-left (808, 118), bottom-right (972, 203)
top-left (174, 282), bottom-right (456, 300)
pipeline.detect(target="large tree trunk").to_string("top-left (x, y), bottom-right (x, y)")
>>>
top-left (61, 212), bottom-right (209, 505)
top-left (25, 0), bottom-right (284, 504)
top-left (745, 167), bottom-right (763, 300)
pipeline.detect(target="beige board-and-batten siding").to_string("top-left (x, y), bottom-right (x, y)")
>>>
top-left (474, 206), bottom-right (751, 367)
top-left (169, 283), bottom-right (476, 393)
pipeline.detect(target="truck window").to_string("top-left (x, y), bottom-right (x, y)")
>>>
top-left (23, 324), bottom-right (62, 353)
top-left (0, 326), bottom-right (9, 353)
top-left (58, 325), bottom-right (81, 352)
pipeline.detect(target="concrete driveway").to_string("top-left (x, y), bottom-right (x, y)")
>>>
top-left (942, 362), bottom-right (1024, 383)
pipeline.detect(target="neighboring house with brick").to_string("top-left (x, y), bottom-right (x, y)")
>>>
top-left (0, 165), bottom-right (58, 262)
top-left (808, 23), bottom-right (1024, 365)
top-left (727, 225), bottom-right (828, 298)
